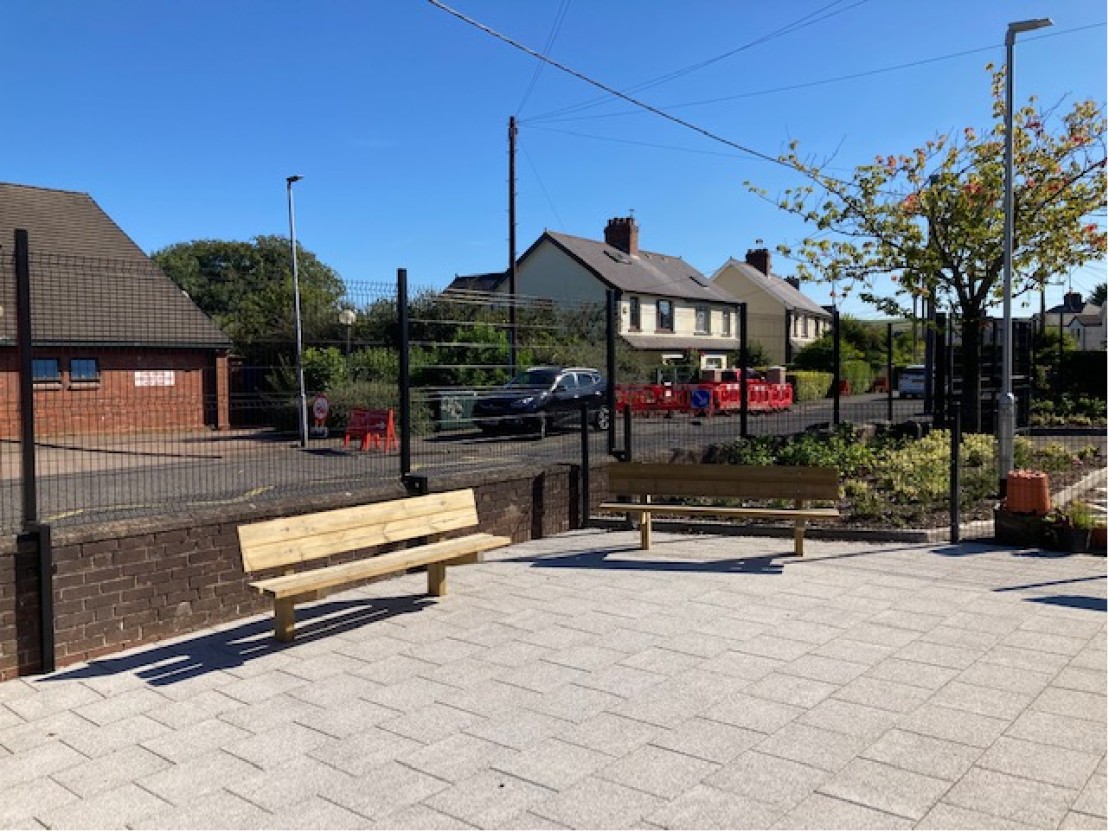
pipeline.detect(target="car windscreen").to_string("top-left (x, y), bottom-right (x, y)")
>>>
top-left (507, 369), bottom-right (558, 388)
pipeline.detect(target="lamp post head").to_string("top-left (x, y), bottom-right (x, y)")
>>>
top-left (1006, 18), bottom-right (1052, 44)
top-left (338, 309), bottom-right (357, 327)
top-left (286, 174), bottom-right (303, 186)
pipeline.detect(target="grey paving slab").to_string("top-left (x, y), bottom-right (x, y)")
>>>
top-left (0, 529), bottom-right (1105, 829)
top-left (772, 792), bottom-right (913, 829)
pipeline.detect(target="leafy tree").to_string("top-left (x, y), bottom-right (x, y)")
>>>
top-left (748, 67), bottom-right (1106, 414)
top-left (1091, 282), bottom-right (1107, 306)
top-left (152, 235), bottom-right (347, 362)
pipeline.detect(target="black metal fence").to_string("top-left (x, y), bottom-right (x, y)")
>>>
top-left (2, 232), bottom-right (1104, 548)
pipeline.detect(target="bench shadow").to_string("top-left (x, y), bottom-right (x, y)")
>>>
top-left (1026, 595), bottom-right (1107, 613)
top-left (41, 594), bottom-right (433, 687)
top-left (508, 547), bottom-right (786, 575)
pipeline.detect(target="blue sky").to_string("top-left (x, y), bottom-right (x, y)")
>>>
top-left (4, 1), bottom-right (1105, 316)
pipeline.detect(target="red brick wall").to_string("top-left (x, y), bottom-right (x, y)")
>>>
top-left (0, 462), bottom-right (594, 680)
top-left (0, 347), bottom-right (229, 439)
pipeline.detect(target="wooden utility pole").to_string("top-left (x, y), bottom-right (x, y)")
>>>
top-left (508, 116), bottom-right (518, 375)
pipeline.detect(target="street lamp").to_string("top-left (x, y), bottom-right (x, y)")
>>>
top-left (1000, 17), bottom-right (1052, 493)
top-left (338, 308), bottom-right (357, 356)
top-left (286, 174), bottom-right (309, 448)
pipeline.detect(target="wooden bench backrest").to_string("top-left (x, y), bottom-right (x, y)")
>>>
top-left (607, 462), bottom-right (839, 501)
top-left (238, 489), bottom-right (480, 573)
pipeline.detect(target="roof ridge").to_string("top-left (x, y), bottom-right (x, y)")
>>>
top-left (0, 181), bottom-right (93, 198)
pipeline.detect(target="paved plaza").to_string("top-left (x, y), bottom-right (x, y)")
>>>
top-left (0, 530), bottom-right (1105, 829)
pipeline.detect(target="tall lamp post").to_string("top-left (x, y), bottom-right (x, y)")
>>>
top-left (286, 175), bottom-right (309, 448)
top-left (999, 17), bottom-right (1052, 493)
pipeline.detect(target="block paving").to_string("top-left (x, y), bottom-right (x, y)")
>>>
top-left (0, 529), bottom-right (1104, 829)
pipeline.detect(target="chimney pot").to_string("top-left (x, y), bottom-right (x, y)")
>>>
top-left (604, 216), bottom-right (639, 256)
top-left (745, 247), bottom-right (771, 275)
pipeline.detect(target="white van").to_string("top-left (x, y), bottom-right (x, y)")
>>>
top-left (898, 365), bottom-right (927, 399)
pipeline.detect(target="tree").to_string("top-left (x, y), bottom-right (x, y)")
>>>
top-left (152, 235), bottom-right (347, 362)
top-left (748, 67), bottom-right (1106, 416)
top-left (1091, 282), bottom-right (1107, 306)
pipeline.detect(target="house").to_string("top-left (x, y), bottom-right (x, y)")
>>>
top-left (0, 182), bottom-right (232, 438)
top-left (1037, 291), bottom-right (1106, 351)
top-left (515, 217), bottom-right (740, 369)
top-left (709, 249), bottom-right (833, 365)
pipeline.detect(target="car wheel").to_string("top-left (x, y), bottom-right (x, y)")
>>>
top-left (593, 405), bottom-right (611, 431)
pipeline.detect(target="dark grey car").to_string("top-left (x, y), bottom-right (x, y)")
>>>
top-left (472, 366), bottom-right (611, 438)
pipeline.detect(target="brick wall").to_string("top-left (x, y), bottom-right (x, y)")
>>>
top-left (0, 347), bottom-right (229, 438)
top-left (0, 461), bottom-right (594, 680)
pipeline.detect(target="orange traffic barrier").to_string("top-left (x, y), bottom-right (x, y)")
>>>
top-left (344, 408), bottom-right (398, 452)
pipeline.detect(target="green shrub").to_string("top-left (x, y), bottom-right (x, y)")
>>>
top-left (841, 360), bottom-right (874, 396)
top-left (789, 371), bottom-right (833, 402)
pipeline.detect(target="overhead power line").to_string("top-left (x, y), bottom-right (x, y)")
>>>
top-left (528, 0), bottom-right (869, 123)
top-left (428, 0), bottom-right (791, 170)
top-left (515, 0), bottom-right (572, 117)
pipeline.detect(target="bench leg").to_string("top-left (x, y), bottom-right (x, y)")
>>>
top-left (274, 599), bottom-right (296, 642)
top-left (794, 499), bottom-right (805, 556)
top-left (428, 562), bottom-right (447, 596)
top-left (640, 496), bottom-right (652, 550)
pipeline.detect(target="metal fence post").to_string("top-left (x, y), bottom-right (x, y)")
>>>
top-left (950, 401), bottom-right (961, 544)
top-left (15, 230), bottom-right (37, 529)
top-left (397, 268), bottom-right (412, 481)
top-left (606, 289), bottom-right (619, 457)
top-left (886, 322), bottom-right (894, 424)
top-left (739, 303), bottom-right (748, 438)
top-left (579, 404), bottom-right (590, 528)
top-left (832, 308), bottom-right (841, 426)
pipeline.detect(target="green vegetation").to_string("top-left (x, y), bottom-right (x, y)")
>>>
top-left (707, 426), bottom-right (1104, 528)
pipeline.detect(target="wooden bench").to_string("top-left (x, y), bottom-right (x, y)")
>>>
top-left (600, 462), bottom-right (840, 556)
top-left (237, 489), bottom-right (510, 641)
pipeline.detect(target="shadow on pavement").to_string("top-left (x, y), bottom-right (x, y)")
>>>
top-left (41, 594), bottom-right (433, 687)
top-left (511, 547), bottom-right (786, 575)
top-left (1026, 595), bottom-right (1107, 612)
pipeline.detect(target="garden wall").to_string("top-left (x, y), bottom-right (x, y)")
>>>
top-left (0, 462), bottom-right (597, 680)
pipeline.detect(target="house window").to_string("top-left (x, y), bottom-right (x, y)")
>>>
top-left (695, 306), bottom-right (710, 335)
top-left (656, 299), bottom-right (674, 332)
top-left (32, 358), bottom-right (60, 382)
top-left (722, 310), bottom-right (731, 337)
top-left (629, 297), bottom-right (641, 331)
top-left (70, 358), bottom-right (100, 382)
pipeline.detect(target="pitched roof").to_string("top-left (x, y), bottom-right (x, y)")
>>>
top-left (0, 183), bottom-right (231, 348)
top-left (444, 272), bottom-right (507, 295)
top-left (710, 257), bottom-right (831, 318)
top-left (532, 231), bottom-right (736, 305)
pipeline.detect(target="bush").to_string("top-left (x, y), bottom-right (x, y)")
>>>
top-left (840, 360), bottom-right (874, 396)
top-left (788, 371), bottom-right (833, 402)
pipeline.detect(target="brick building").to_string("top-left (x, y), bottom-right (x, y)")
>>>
top-left (0, 183), bottom-right (232, 437)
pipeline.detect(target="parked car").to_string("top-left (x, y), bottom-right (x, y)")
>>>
top-left (898, 365), bottom-right (927, 399)
top-left (472, 366), bottom-right (611, 438)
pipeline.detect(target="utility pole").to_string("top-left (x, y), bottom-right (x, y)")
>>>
top-left (508, 116), bottom-right (518, 376)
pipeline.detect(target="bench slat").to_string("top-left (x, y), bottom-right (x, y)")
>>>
top-left (598, 502), bottom-right (840, 520)
top-left (249, 532), bottom-right (511, 599)
top-left (607, 462), bottom-right (839, 501)
top-left (238, 490), bottom-right (479, 572)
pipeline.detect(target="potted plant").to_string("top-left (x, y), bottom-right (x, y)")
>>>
top-left (1040, 505), bottom-right (1091, 553)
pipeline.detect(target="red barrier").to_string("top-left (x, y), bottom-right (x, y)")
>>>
top-left (344, 408), bottom-right (398, 452)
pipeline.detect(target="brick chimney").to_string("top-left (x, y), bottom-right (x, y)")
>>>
top-left (604, 217), bottom-right (639, 256)
top-left (745, 247), bottom-right (771, 275)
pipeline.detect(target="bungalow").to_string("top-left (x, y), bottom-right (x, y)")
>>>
top-left (514, 217), bottom-right (741, 369)
top-left (710, 249), bottom-right (832, 365)
top-left (1035, 291), bottom-right (1105, 351)
top-left (0, 182), bottom-right (232, 438)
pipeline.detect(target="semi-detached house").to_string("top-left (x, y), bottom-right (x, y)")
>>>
top-left (515, 216), bottom-right (741, 369)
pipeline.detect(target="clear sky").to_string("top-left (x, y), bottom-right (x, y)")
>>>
top-left (4, 1), bottom-right (1105, 316)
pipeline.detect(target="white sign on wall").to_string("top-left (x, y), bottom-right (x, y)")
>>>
top-left (134, 370), bottom-right (176, 387)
